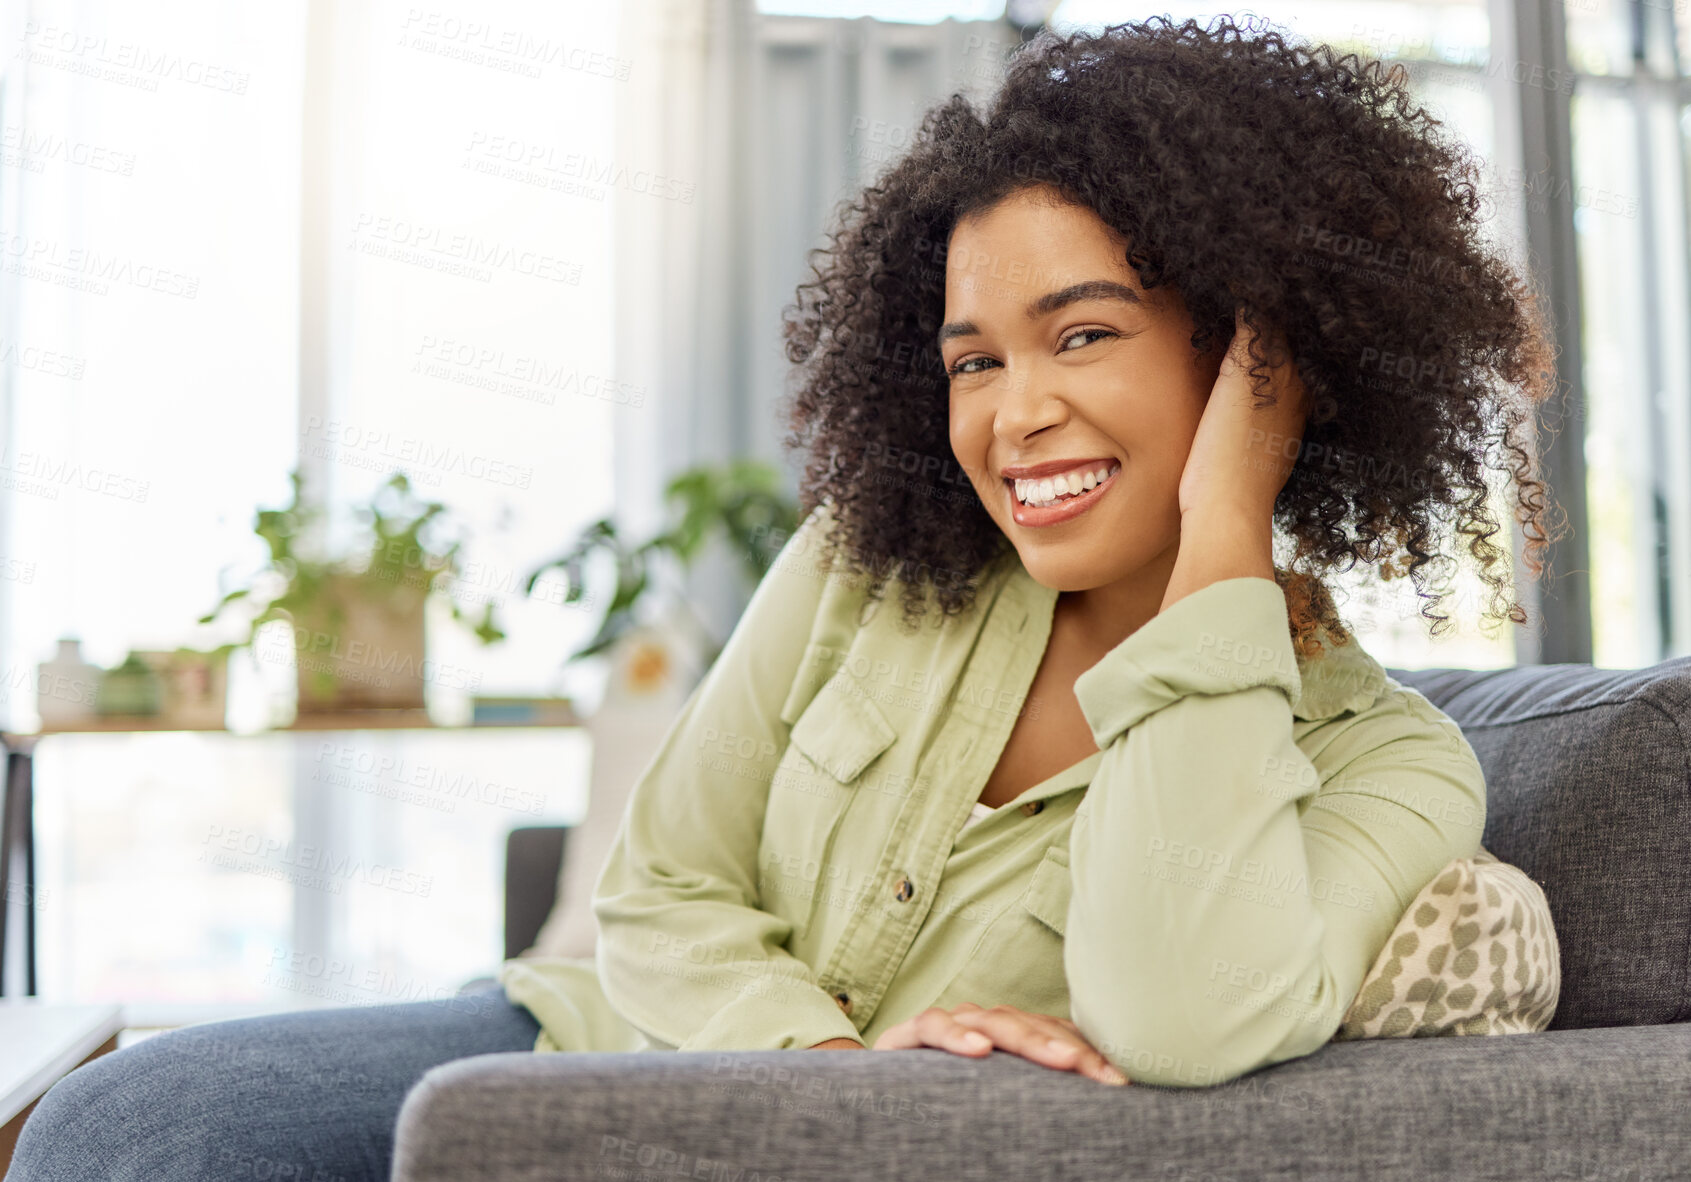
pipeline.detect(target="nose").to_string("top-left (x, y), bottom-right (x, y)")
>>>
top-left (993, 366), bottom-right (1070, 446)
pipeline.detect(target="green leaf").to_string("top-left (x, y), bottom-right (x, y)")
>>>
top-left (522, 460), bottom-right (798, 674)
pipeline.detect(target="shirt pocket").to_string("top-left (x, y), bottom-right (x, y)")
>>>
top-left (930, 844), bottom-right (1074, 1020)
top-left (786, 673), bottom-right (898, 784)
top-left (755, 671), bottom-right (899, 931)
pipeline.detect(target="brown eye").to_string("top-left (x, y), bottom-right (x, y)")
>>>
top-left (1060, 328), bottom-right (1116, 352)
top-left (947, 356), bottom-right (996, 378)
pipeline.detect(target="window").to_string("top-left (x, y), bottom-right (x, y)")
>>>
top-left (301, 0), bottom-right (623, 713)
top-left (1564, 0), bottom-right (1691, 666)
top-left (2, 0), bottom-right (622, 1009)
top-left (0, 2), bottom-right (304, 703)
top-left (756, 0), bottom-right (1008, 19)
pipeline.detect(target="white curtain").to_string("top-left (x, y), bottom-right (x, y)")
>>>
top-left (535, 0), bottom-right (752, 961)
top-left (0, 0), bottom-right (305, 729)
top-left (609, 0), bottom-right (754, 603)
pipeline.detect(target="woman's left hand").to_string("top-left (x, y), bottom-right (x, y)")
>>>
top-left (872, 1002), bottom-right (1129, 1085)
top-left (1177, 307), bottom-right (1313, 523)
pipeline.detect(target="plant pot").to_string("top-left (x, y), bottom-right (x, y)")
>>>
top-left (133, 649), bottom-right (229, 728)
top-left (95, 653), bottom-right (161, 717)
top-left (285, 571), bottom-right (428, 712)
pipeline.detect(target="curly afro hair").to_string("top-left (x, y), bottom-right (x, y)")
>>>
top-left (779, 14), bottom-right (1564, 657)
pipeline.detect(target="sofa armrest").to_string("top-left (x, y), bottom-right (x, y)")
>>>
top-left (393, 1022), bottom-right (1691, 1181)
top-left (504, 826), bottom-right (568, 962)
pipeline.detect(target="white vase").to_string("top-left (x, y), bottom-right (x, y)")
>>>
top-left (36, 638), bottom-right (102, 727)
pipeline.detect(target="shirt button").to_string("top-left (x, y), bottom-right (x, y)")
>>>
top-left (1020, 800), bottom-right (1044, 817)
top-left (894, 876), bottom-right (915, 902)
top-left (834, 991), bottom-right (853, 1015)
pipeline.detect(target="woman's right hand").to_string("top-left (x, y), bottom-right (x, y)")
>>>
top-left (871, 1003), bottom-right (1129, 1084)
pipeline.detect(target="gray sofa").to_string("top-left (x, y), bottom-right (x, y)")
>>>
top-left (394, 658), bottom-right (1691, 1181)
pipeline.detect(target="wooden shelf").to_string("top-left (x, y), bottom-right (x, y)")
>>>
top-left (3, 704), bottom-right (583, 739)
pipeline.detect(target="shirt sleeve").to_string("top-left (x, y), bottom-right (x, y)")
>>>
top-left (589, 501), bottom-right (867, 1052)
top-left (1063, 575), bottom-right (1487, 1088)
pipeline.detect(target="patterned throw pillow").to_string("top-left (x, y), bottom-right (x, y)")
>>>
top-left (1333, 846), bottom-right (1560, 1040)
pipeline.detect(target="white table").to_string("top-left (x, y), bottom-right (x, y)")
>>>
top-left (0, 1001), bottom-right (124, 1170)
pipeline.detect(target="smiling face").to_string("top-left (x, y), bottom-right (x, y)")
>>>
top-left (940, 185), bottom-right (1225, 595)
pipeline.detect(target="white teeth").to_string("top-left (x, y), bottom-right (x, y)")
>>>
top-left (1012, 462), bottom-right (1119, 507)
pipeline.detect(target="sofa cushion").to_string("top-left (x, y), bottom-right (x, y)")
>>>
top-left (1387, 659), bottom-right (1691, 1029)
top-left (392, 1027), bottom-right (1691, 1182)
top-left (1334, 845), bottom-right (1560, 1039)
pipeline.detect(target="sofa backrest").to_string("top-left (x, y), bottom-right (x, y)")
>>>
top-left (1387, 658), bottom-right (1691, 1030)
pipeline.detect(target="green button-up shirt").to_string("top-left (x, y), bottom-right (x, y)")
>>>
top-left (499, 502), bottom-right (1487, 1087)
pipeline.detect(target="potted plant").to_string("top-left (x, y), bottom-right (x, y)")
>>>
top-left (523, 458), bottom-right (800, 678)
top-left (98, 647), bottom-right (230, 728)
top-left (137, 646), bottom-right (230, 727)
top-left (198, 468), bottom-right (504, 714)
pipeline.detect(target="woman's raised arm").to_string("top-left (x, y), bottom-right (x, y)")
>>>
top-left (1062, 572), bottom-right (1487, 1087)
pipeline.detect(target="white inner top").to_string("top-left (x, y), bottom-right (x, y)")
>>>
top-left (958, 801), bottom-right (996, 834)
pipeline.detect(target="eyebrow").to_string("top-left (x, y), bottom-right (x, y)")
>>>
top-left (936, 279), bottom-right (1143, 348)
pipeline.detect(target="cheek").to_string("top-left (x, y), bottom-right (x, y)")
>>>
top-left (949, 404), bottom-right (988, 472)
top-left (1092, 395), bottom-right (1191, 462)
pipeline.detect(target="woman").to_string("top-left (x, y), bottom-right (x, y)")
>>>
top-left (10, 15), bottom-right (1556, 1179)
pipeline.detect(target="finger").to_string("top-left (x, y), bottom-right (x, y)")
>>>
top-left (913, 1007), bottom-right (997, 1056)
top-left (870, 1017), bottom-right (932, 1051)
top-left (1033, 1032), bottom-right (1128, 1086)
top-left (950, 1005), bottom-right (1067, 1043)
top-left (1049, 1017), bottom-right (1096, 1046)
top-left (876, 1008), bottom-right (996, 1055)
top-left (953, 1010), bottom-right (1128, 1085)
top-left (949, 1008), bottom-right (1091, 1073)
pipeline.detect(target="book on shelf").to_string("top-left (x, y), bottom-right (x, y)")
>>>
top-left (469, 696), bottom-right (580, 726)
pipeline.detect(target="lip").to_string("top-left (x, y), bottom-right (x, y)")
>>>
top-left (1005, 464), bottom-right (1120, 528)
top-left (1000, 456), bottom-right (1117, 480)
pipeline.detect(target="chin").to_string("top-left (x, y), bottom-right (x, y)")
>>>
top-left (1012, 543), bottom-right (1142, 593)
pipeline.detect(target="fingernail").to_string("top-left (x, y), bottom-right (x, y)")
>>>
top-left (1100, 1066), bottom-right (1129, 1086)
top-left (964, 1031), bottom-right (991, 1050)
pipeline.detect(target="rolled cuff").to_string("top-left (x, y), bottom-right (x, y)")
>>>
top-left (1072, 576), bottom-right (1301, 747)
top-left (675, 979), bottom-right (866, 1052)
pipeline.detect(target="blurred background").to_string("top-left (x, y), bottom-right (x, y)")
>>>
top-left (0, 0), bottom-right (1683, 1031)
